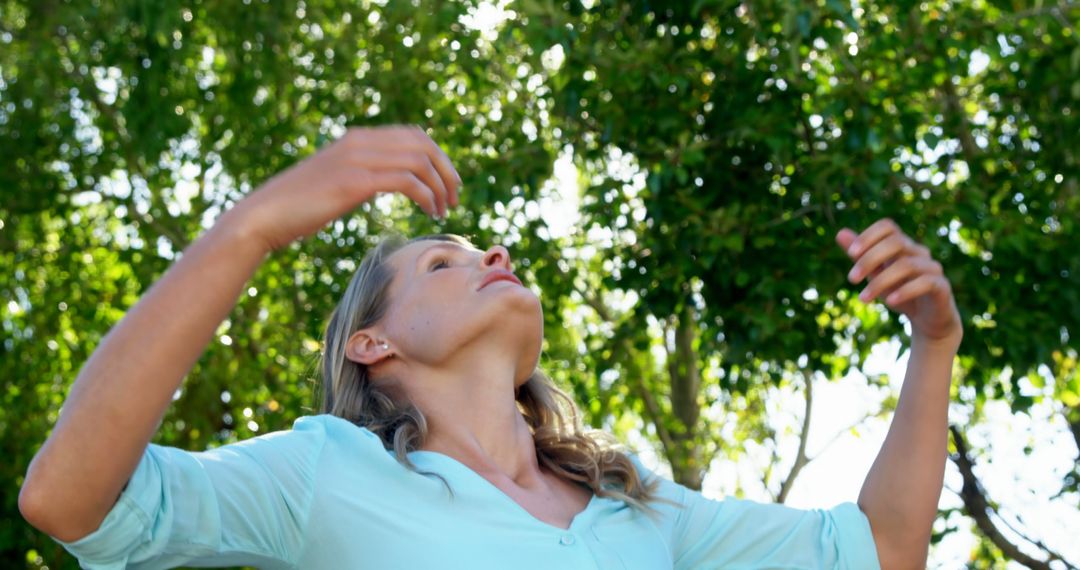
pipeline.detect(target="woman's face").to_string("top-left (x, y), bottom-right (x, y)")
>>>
top-left (374, 240), bottom-right (544, 386)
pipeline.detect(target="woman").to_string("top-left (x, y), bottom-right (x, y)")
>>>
top-left (19, 125), bottom-right (962, 569)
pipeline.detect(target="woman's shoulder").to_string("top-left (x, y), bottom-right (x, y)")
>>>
top-left (284, 414), bottom-right (396, 462)
top-left (288, 413), bottom-right (384, 446)
top-left (197, 414), bottom-right (385, 463)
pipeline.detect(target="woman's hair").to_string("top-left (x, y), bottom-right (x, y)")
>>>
top-left (317, 233), bottom-right (662, 511)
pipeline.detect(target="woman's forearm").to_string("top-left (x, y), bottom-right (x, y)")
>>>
top-left (19, 210), bottom-right (269, 542)
top-left (857, 332), bottom-right (961, 569)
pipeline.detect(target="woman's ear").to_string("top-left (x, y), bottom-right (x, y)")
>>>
top-left (345, 329), bottom-right (393, 365)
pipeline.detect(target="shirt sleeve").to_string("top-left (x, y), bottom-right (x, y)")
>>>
top-left (633, 457), bottom-right (881, 570)
top-left (51, 416), bottom-right (328, 570)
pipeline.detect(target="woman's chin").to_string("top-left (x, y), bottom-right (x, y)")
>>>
top-left (486, 284), bottom-right (542, 313)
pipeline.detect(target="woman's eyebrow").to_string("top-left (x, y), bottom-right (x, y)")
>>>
top-left (414, 243), bottom-right (477, 271)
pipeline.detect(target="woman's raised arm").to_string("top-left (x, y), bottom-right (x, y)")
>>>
top-left (18, 125), bottom-right (461, 542)
top-left (837, 218), bottom-right (963, 569)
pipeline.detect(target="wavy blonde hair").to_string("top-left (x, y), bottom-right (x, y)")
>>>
top-left (318, 233), bottom-right (663, 512)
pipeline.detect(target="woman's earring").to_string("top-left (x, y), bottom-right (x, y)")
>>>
top-left (381, 343), bottom-right (389, 350)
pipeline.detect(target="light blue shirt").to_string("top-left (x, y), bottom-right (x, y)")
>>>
top-left (54, 414), bottom-right (881, 569)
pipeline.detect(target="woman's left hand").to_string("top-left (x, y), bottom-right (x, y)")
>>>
top-left (836, 218), bottom-right (963, 347)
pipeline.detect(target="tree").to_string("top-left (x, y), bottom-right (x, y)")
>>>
top-left (519, 0), bottom-right (1079, 565)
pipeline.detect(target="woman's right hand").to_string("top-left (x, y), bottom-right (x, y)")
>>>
top-left (226, 124), bottom-right (462, 252)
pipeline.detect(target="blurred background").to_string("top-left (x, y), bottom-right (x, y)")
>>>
top-left (1, 0), bottom-right (1078, 567)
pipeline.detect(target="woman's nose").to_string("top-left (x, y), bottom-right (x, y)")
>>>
top-left (482, 245), bottom-right (512, 270)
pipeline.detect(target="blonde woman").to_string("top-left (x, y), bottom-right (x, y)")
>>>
top-left (19, 126), bottom-right (962, 569)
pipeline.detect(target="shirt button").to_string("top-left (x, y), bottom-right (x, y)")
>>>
top-left (559, 534), bottom-right (575, 546)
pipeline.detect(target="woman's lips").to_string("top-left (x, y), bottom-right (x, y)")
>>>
top-left (477, 271), bottom-right (523, 291)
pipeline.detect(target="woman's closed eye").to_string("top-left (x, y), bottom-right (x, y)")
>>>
top-left (429, 258), bottom-right (450, 271)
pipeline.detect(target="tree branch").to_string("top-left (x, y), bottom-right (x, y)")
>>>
top-left (577, 286), bottom-right (678, 461)
top-left (672, 307), bottom-right (702, 430)
top-left (949, 425), bottom-right (1077, 569)
top-left (776, 370), bottom-right (813, 504)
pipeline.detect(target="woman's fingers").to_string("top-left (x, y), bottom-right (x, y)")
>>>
top-left (234, 124), bottom-right (463, 251)
top-left (840, 218), bottom-right (940, 303)
top-left (881, 273), bottom-right (949, 306)
top-left (363, 170), bottom-right (439, 217)
top-left (847, 233), bottom-right (905, 283)
top-left (844, 218), bottom-right (905, 258)
top-left (846, 222), bottom-right (925, 282)
top-left (355, 125), bottom-right (461, 215)
top-left (857, 256), bottom-right (942, 303)
top-left (838, 219), bottom-right (961, 341)
top-left (347, 149), bottom-right (448, 217)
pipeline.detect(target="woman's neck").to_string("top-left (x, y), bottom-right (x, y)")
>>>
top-left (419, 387), bottom-right (545, 489)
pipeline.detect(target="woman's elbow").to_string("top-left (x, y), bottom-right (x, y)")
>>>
top-left (19, 475), bottom-right (108, 543)
top-left (19, 480), bottom-right (57, 537)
